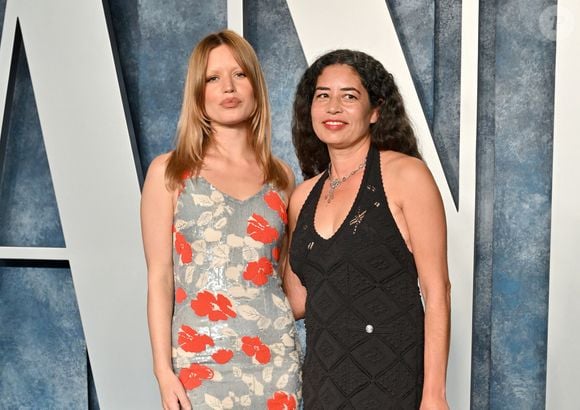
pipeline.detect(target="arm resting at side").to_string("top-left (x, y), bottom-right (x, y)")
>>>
top-left (141, 154), bottom-right (192, 410)
top-left (282, 177), bottom-right (316, 320)
top-left (382, 153), bottom-right (451, 410)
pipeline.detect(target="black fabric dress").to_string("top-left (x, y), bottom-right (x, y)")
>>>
top-left (289, 146), bottom-right (424, 409)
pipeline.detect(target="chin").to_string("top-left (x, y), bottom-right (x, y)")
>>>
top-left (215, 116), bottom-right (252, 127)
top-left (316, 135), bottom-right (347, 146)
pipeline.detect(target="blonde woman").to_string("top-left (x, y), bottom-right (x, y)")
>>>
top-left (141, 30), bottom-right (300, 410)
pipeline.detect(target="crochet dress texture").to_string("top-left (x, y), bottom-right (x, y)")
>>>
top-left (290, 146), bottom-right (424, 409)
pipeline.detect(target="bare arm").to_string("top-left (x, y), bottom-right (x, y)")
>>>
top-left (282, 178), bottom-right (314, 320)
top-left (283, 255), bottom-right (307, 320)
top-left (141, 154), bottom-right (191, 410)
top-left (388, 156), bottom-right (451, 409)
top-left (277, 159), bottom-right (296, 279)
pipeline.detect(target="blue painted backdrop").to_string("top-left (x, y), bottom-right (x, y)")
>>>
top-left (0, 1), bottom-right (557, 408)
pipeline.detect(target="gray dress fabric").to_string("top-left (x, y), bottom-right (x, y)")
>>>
top-left (171, 176), bottom-right (301, 409)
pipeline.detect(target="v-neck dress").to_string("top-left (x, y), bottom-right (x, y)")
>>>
top-left (289, 146), bottom-right (424, 409)
top-left (171, 176), bottom-right (301, 409)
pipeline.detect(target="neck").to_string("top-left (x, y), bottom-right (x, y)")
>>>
top-left (208, 124), bottom-right (254, 160)
top-left (328, 138), bottom-right (370, 178)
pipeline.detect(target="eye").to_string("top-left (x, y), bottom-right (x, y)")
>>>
top-left (314, 92), bottom-right (329, 100)
top-left (234, 71), bottom-right (247, 79)
top-left (206, 75), bottom-right (219, 83)
top-left (343, 93), bottom-right (358, 101)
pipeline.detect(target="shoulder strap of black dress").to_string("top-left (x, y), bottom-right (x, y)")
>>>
top-left (365, 144), bottom-right (381, 189)
top-left (295, 168), bottom-right (328, 226)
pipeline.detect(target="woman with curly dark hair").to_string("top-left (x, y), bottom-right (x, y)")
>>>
top-left (284, 49), bottom-right (450, 409)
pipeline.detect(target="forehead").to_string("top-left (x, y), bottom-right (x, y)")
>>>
top-left (206, 44), bottom-right (241, 70)
top-left (316, 64), bottom-right (364, 87)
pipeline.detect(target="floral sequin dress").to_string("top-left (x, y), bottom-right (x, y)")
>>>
top-left (171, 176), bottom-right (301, 409)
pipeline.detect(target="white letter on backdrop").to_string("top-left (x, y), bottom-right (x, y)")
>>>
top-left (0, 1), bottom-right (156, 408)
top-left (286, 1), bottom-right (478, 408)
top-left (546, 2), bottom-right (580, 409)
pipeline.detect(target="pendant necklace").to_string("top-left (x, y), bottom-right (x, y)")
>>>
top-left (325, 161), bottom-right (365, 203)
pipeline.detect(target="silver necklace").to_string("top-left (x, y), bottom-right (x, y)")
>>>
top-left (325, 161), bottom-right (365, 203)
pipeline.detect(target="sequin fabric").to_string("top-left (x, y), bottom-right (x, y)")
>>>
top-left (172, 177), bottom-right (301, 409)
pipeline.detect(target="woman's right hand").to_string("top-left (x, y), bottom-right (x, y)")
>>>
top-left (156, 369), bottom-right (191, 410)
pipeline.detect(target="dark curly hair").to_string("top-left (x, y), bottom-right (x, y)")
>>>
top-left (292, 49), bottom-right (421, 179)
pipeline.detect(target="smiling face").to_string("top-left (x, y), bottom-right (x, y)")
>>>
top-left (310, 64), bottom-right (379, 149)
top-left (204, 44), bottom-right (256, 130)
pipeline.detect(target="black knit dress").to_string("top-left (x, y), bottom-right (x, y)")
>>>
top-left (289, 146), bottom-right (424, 409)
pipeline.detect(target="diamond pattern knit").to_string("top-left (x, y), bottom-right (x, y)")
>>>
top-left (289, 146), bottom-right (424, 409)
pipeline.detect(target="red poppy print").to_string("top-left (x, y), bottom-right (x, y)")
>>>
top-left (175, 287), bottom-right (187, 304)
top-left (190, 291), bottom-right (237, 321)
top-left (267, 391), bottom-right (297, 410)
top-left (178, 363), bottom-right (213, 391)
top-left (174, 232), bottom-right (193, 264)
top-left (247, 213), bottom-right (279, 244)
top-left (212, 349), bottom-right (234, 364)
top-left (177, 325), bottom-right (214, 353)
top-left (272, 247), bottom-right (280, 262)
top-left (241, 336), bottom-right (271, 364)
top-left (243, 257), bottom-right (274, 286)
top-left (264, 190), bottom-right (288, 224)
top-left (181, 169), bottom-right (193, 180)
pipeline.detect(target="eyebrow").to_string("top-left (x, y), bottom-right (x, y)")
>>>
top-left (315, 86), bottom-right (361, 94)
top-left (206, 65), bottom-right (243, 74)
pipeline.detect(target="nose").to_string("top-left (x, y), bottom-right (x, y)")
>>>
top-left (223, 77), bottom-right (235, 93)
top-left (326, 95), bottom-right (342, 114)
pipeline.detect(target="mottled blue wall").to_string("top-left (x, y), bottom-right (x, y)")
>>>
top-left (244, 0), bottom-right (306, 176)
top-left (107, 0), bottom-right (227, 174)
top-left (0, 26), bottom-right (63, 247)
top-left (0, 1), bottom-right (228, 408)
top-left (389, 1), bottom-right (555, 408)
top-left (0, 12), bottom-right (89, 410)
top-left (472, 1), bottom-right (556, 409)
top-left (490, 1), bottom-right (554, 408)
top-left (0, 1), bottom-right (559, 408)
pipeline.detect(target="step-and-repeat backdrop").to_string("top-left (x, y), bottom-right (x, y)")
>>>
top-left (0, 1), bottom-right (578, 408)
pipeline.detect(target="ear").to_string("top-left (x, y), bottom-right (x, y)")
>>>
top-left (370, 106), bottom-right (380, 124)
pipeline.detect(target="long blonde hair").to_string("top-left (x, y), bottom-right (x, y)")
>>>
top-left (165, 30), bottom-right (289, 190)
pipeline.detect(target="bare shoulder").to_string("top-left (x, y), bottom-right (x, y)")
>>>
top-left (288, 174), bottom-right (324, 225)
top-left (290, 174), bottom-right (322, 207)
top-left (380, 150), bottom-right (435, 188)
top-left (143, 152), bottom-right (174, 196)
top-left (147, 152), bottom-right (172, 178)
top-left (379, 150), bottom-right (443, 218)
